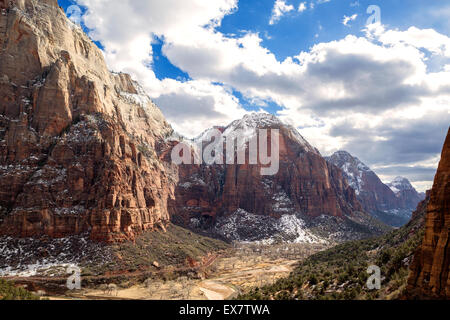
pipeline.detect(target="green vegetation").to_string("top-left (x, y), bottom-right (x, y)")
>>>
top-left (239, 210), bottom-right (425, 300)
top-left (0, 280), bottom-right (39, 300)
top-left (83, 224), bottom-right (229, 276)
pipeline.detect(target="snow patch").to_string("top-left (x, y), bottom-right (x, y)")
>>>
top-left (214, 209), bottom-right (326, 244)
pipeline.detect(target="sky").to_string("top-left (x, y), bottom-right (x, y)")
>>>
top-left (58, 0), bottom-right (450, 192)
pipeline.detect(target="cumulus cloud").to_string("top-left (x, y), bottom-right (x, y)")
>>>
top-left (74, 0), bottom-right (244, 137)
top-left (269, 0), bottom-right (295, 25)
top-left (375, 165), bottom-right (438, 184)
top-left (378, 26), bottom-right (450, 57)
top-left (73, 0), bottom-right (450, 190)
top-left (328, 111), bottom-right (449, 166)
top-left (153, 80), bottom-right (246, 137)
top-left (298, 2), bottom-right (307, 13)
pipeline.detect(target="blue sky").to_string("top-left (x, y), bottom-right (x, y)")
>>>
top-left (57, 0), bottom-right (450, 191)
top-left (59, 0), bottom-right (450, 82)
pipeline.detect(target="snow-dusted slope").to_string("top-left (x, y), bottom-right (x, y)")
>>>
top-left (192, 112), bottom-right (318, 155)
top-left (212, 209), bottom-right (326, 244)
top-left (326, 151), bottom-right (371, 195)
top-left (170, 113), bottom-right (388, 244)
top-left (326, 151), bottom-right (424, 227)
top-left (387, 176), bottom-right (425, 212)
top-left (387, 176), bottom-right (415, 194)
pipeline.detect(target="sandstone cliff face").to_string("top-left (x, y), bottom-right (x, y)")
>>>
top-left (169, 113), bottom-right (381, 242)
top-left (0, 0), bottom-right (177, 242)
top-left (407, 128), bottom-right (450, 299)
top-left (327, 151), bottom-right (424, 227)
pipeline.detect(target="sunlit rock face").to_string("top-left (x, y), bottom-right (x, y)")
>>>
top-left (0, 0), bottom-right (178, 242)
top-left (407, 128), bottom-right (450, 299)
top-left (169, 113), bottom-right (389, 243)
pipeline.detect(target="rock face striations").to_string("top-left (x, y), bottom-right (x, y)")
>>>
top-left (169, 113), bottom-right (387, 242)
top-left (326, 151), bottom-right (424, 227)
top-left (407, 128), bottom-right (450, 299)
top-left (0, 0), bottom-right (177, 242)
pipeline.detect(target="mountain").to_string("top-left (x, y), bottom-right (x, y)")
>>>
top-left (169, 113), bottom-right (390, 243)
top-left (0, 0), bottom-right (178, 242)
top-left (387, 176), bottom-right (425, 210)
top-left (326, 151), bottom-right (424, 227)
top-left (407, 128), bottom-right (450, 299)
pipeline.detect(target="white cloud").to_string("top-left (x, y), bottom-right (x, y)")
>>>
top-left (342, 14), bottom-right (358, 26)
top-left (74, 0), bottom-right (245, 138)
top-left (377, 27), bottom-right (450, 57)
top-left (154, 79), bottom-right (246, 137)
top-left (73, 1), bottom-right (450, 188)
top-left (298, 2), bottom-right (307, 12)
top-left (269, 0), bottom-right (295, 25)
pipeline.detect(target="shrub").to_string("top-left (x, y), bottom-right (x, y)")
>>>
top-left (0, 280), bottom-right (39, 300)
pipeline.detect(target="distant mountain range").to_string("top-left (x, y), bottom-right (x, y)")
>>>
top-left (326, 151), bottom-right (424, 227)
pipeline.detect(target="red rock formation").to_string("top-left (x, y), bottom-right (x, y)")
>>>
top-left (169, 113), bottom-right (365, 239)
top-left (407, 128), bottom-right (450, 299)
top-left (327, 151), bottom-right (424, 227)
top-left (0, 0), bottom-right (177, 242)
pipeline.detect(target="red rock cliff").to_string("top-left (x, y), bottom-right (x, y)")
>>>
top-left (407, 128), bottom-right (450, 299)
top-left (169, 113), bottom-right (364, 237)
top-left (0, 0), bottom-right (177, 242)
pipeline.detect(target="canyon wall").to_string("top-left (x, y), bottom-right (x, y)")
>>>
top-left (407, 128), bottom-right (450, 299)
top-left (0, 0), bottom-right (178, 242)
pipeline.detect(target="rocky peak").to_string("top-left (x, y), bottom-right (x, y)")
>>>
top-left (169, 113), bottom-right (390, 243)
top-left (226, 112), bottom-right (283, 129)
top-left (325, 151), bottom-right (372, 195)
top-left (326, 150), bottom-right (423, 227)
top-left (387, 176), bottom-right (414, 194)
top-left (193, 112), bottom-right (318, 155)
top-left (326, 151), bottom-right (370, 172)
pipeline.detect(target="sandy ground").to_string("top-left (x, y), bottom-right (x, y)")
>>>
top-left (47, 243), bottom-right (328, 300)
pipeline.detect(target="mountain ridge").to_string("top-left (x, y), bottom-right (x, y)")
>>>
top-left (326, 150), bottom-right (424, 227)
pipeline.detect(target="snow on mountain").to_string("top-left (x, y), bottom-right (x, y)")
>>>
top-left (192, 112), bottom-right (318, 154)
top-left (0, 233), bottom-right (113, 277)
top-left (325, 151), bottom-right (371, 195)
top-left (387, 176), bottom-right (414, 194)
top-left (326, 151), bottom-right (425, 227)
top-left (213, 209), bottom-right (326, 244)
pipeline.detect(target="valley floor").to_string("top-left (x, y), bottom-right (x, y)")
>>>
top-left (8, 242), bottom-right (328, 300)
